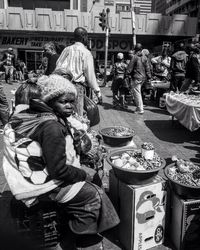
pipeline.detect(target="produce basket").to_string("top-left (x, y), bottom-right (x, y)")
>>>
top-left (165, 163), bottom-right (200, 198)
top-left (99, 126), bottom-right (135, 147)
top-left (107, 147), bottom-right (166, 185)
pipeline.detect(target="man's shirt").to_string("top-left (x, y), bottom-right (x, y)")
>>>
top-left (56, 42), bottom-right (100, 91)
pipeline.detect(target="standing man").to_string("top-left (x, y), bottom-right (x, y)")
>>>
top-left (110, 53), bottom-right (127, 108)
top-left (2, 48), bottom-right (15, 84)
top-left (170, 42), bottom-right (188, 92)
top-left (0, 84), bottom-right (9, 130)
top-left (55, 27), bottom-right (102, 116)
top-left (180, 43), bottom-right (200, 92)
top-left (43, 42), bottom-right (60, 76)
top-left (126, 50), bottom-right (134, 65)
top-left (127, 43), bottom-right (151, 114)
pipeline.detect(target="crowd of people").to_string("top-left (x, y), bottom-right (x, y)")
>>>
top-left (0, 25), bottom-right (200, 249)
top-left (108, 41), bottom-right (200, 114)
top-left (0, 47), bottom-right (27, 83)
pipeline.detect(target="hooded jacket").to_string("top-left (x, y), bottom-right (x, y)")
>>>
top-left (185, 53), bottom-right (200, 82)
top-left (171, 51), bottom-right (188, 76)
top-left (3, 99), bottom-right (87, 206)
top-left (127, 51), bottom-right (151, 81)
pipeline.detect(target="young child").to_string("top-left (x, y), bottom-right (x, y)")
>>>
top-left (3, 74), bottom-right (119, 250)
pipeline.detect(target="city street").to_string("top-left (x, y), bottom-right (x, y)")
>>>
top-left (0, 80), bottom-right (199, 249)
top-left (0, 0), bottom-right (199, 249)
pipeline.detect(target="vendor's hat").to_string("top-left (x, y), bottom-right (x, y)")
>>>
top-left (37, 74), bottom-right (77, 102)
top-left (117, 53), bottom-right (124, 60)
top-left (8, 47), bottom-right (13, 51)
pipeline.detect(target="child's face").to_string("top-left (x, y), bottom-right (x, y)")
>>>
top-left (51, 93), bottom-right (76, 117)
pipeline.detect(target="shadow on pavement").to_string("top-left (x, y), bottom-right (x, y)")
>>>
top-left (145, 108), bottom-right (169, 115)
top-left (101, 102), bottom-right (135, 114)
top-left (144, 120), bottom-right (200, 144)
top-left (184, 145), bottom-right (200, 163)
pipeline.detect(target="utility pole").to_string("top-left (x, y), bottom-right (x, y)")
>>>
top-left (104, 8), bottom-right (110, 86)
top-left (130, 0), bottom-right (136, 48)
top-left (196, 0), bottom-right (200, 40)
top-left (99, 8), bottom-right (110, 86)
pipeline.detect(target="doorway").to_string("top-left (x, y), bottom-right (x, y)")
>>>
top-left (25, 50), bottom-right (43, 72)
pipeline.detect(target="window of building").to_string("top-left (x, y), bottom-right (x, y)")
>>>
top-left (105, 0), bottom-right (114, 6)
top-left (116, 4), bottom-right (139, 13)
top-left (80, 0), bottom-right (87, 12)
top-left (25, 50), bottom-right (43, 72)
top-left (73, 0), bottom-right (78, 10)
top-left (8, 0), bottom-right (70, 10)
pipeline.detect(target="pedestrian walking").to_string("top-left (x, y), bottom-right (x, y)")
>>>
top-left (141, 48), bottom-right (153, 101)
top-left (0, 83), bottom-right (9, 130)
top-left (127, 43), bottom-right (151, 114)
top-left (110, 52), bottom-right (128, 109)
top-left (43, 42), bottom-right (60, 76)
top-left (170, 42), bottom-right (188, 92)
top-left (3, 74), bottom-right (119, 250)
top-left (54, 27), bottom-right (102, 116)
top-left (2, 48), bottom-right (15, 84)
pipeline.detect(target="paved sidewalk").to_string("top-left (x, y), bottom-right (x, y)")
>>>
top-left (94, 85), bottom-right (199, 163)
top-left (0, 82), bottom-right (199, 250)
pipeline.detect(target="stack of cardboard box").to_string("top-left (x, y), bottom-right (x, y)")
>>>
top-left (109, 170), bottom-right (167, 250)
top-left (170, 192), bottom-right (200, 250)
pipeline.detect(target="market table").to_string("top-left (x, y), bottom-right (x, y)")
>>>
top-left (165, 92), bottom-right (200, 131)
top-left (144, 80), bottom-right (170, 104)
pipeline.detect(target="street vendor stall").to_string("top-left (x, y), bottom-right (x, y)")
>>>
top-left (144, 80), bottom-right (170, 104)
top-left (166, 92), bottom-right (200, 131)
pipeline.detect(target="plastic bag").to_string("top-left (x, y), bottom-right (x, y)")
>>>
top-left (84, 95), bottom-right (100, 127)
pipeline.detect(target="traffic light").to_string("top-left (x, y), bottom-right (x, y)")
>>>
top-left (99, 9), bottom-right (106, 31)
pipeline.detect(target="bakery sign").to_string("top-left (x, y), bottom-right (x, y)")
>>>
top-left (0, 35), bottom-right (132, 51)
top-left (0, 36), bottom-right (68, 48)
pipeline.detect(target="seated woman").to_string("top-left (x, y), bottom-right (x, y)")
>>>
top-left (3, 74), bottom-right (119, 250)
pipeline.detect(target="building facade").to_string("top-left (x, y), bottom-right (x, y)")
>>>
top-left (152, 0), bottom-right (167, 14)
top-left (166, 0), bottom-right (200, 37)
top-left (134, 0), bottom-right (152, 14)
top-left (115, 0), bottom-right (152, 14)
top-left (0, 0), bottom-right (197, 71)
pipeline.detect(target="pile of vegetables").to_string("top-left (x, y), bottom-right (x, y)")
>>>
top-left (167, 156), bottom-right (200, 187)
top-left (141, 142), bottom-right (154, 150)
top-left (104, 126), bottom-right (134, 137)
top-left (111, 150), bottom-right (163, 171)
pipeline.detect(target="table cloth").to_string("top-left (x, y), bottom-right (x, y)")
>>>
top-left (166, 93), bottom-right (200, 131)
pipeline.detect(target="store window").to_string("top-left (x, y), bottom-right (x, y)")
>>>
top-left (25, 50), bottom-right (43, 72)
